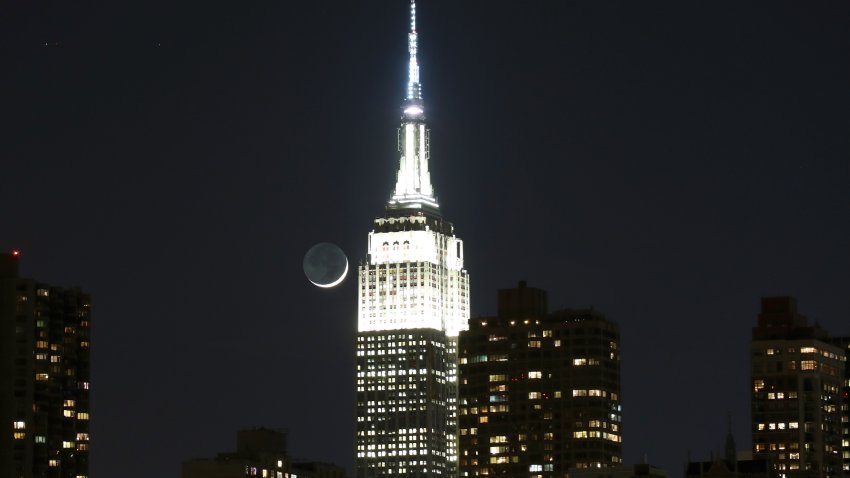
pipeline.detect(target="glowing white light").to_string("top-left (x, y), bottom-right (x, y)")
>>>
top-left (404, 105), bottom-right (424, 115)
top-left (309, 256), bottom-right (349, 288)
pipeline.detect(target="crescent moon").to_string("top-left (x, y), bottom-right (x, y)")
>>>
top-left (309, 255), bottom-right (348, 288)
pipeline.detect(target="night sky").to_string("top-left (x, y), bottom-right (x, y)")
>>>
top-left (3, 1), bottom-right (850, 477)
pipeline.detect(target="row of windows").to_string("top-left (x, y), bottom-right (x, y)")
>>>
top-left (763, 346), bottom-right (844, 360)
top-left (756, 422), bottom-right (799, 431)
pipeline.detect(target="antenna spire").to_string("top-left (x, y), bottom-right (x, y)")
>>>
top-left (390, 0), bottom-right (437, 211)
top-left (407, 0), bottom-right (421, 101)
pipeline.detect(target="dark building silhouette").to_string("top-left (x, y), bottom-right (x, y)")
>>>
top-left (571, 464), bottom-right (666, 478)
top-left (0, 252), bottom-right (91, 478)
top-left (750, 297), bottom-right (846, 478)
top-left (291, 461), bottom-right (348, 478)
top-left (182, 428), bottom-right (289, 478)
top-left (685, 429), bottom-right (778, 478)
top-left (458, 281), bottom-right (622, 477)
top-left (182, 428), bottom-right (348, 478)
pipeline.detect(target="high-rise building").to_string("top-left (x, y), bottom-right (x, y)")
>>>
top-left (354, 2), bottom-right (470, 477)
top-left (824, 336), bottom-right (849, 475)
top-left (0, 252), bottom-right (92, 478)
top-left (750, 297), bottom-right (846, 478)
top-left (457, 281), bottom-right (622, 477)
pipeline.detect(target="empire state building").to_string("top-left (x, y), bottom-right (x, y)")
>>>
top-left (354, 2), bottom-right (470, 477)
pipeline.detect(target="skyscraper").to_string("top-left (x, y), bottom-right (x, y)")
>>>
top-left (0, 252), bottom-right (91, 478)
top-left (824, 336), bottom-right (850, 474)
top-left (750, 297), bottom-right (846, 478)
top-left (457, 282), bottom-right (622, 477)
top-left (354, 2), bottom-right (470, 477)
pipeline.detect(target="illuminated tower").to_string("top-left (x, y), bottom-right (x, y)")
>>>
top-left (750, 297), bottom-right (845, 478)
top-left (458, 282), bottom-right (623, 477)
top-left (0, 252), bottom-right (91, 478)
top-left (354, 2), bottom-right (470, 477)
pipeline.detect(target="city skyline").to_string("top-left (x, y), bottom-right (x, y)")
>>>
top-left (2, 1), bottom-right (849, 478)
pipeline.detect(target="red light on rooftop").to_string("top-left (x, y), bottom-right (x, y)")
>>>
top-left (11, 250), bottom-right (20, 256)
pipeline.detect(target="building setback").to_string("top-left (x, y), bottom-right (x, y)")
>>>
top-left (750, 297), bottom-right (846, 478)
top-left (354, 2), bottom-right (470, 477)
top-left (0, 252), bottom-right (91, 478)
top-left (458, 281), bottom-right (622, 477)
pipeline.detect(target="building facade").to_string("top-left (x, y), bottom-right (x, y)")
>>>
top-left (354, 2), bottom-right (470, 477)
top-left (750, 297), bottom-right (846, 478)
top-left (458, 282), bottom-right (622, 477)
top-left (0, 252), bottom-right (91, 478)
top-left (824, 336), bottom-right (850, 475)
